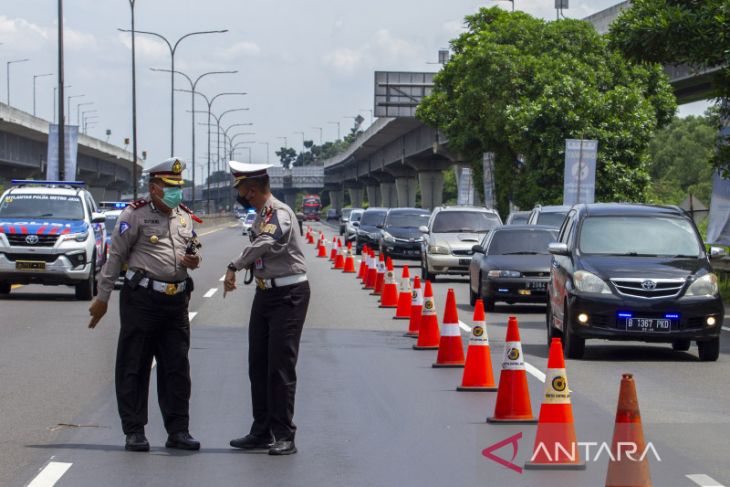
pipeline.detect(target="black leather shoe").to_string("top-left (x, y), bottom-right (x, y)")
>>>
top-left (125, 433), bottom-right (150, 452)
top-left (268, 440), bottom-right (297, 456)
top-left (230, 434), bottom-right (275, 450)
top-left (165, 432), bottom-right (200, 451)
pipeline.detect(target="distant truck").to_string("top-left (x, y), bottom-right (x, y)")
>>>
top-left (302, 194), bottom-right (321, 221)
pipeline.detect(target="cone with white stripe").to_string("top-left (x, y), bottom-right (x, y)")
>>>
top-left (343, 242), bottom-right (356, 273)
top-left (487, 316), bottom-right (537, 424)
top-left (329, 236), bottom-right (338, 261)
top-left (393, 266), bottom-right (412, 320)
top-left (333, 239), bottom-right (345, 269)
top-left (433, 288), bottom-right (465, 368)
top-left (413, 280), bottom-right (440, 350)
top-left (364, 250), bottom-right (378, 289)
top-left (379, 257), bottom-right (398, 308)
top-left (524, 337), bottom-right (585, 470)
top-left (371, 254), bottom-right (386, 295)
top-left (457, 299), bottom-right (497, 391)
top-left (357, 245), bottom-right (369, 279)
top-left (405, 276), bottom-right (423, 337)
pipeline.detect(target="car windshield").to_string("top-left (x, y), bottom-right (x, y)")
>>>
top-left (0, 193), bottom-right (85, 220)
top-left (488, 229), bottom-right (557, 255)
top-left (341, 209), bottom-right (352, 218)
top-left (351, 211), bottom-right (363, 222)
top-left (536, 211), bottom-right (567, 227)
top-left (579, 216), bottom-right (703, 257)
top-left (509, 214), bottom-right (529, 224)
top-left (432, 211), bottom-right (500, 233)
top-left (386, 212), bottom-right (430, 228)
top-left (104, 214), bottom-right (119, 234)
top-left (245, 213), bottom-right (256, 223)
top-left (360, 211), bottom-right (386, 226)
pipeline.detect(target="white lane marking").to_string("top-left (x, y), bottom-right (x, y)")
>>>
top-left (219, 274), bottom-right (226, 282)
top-left (458, 320), bottom-right (546, 382)
top-left (152, 358), bottom-right (157, 369)
top-left (188, 311), bottom-right (198, 322)
top-left (687, 474), bottom-right (726, 487)
top-left (203, 288), bottom-right (218, 298)
top-left (27, 461), bottom-right (72, 487)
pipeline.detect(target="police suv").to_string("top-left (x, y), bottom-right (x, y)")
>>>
top-left (0, 180), bottom-right (107, 300)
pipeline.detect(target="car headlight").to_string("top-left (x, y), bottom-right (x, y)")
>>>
top-left (62, 231), bottom-right (89, 243)
top-left (488, 270), bottom-right (522, 278)
top-left (383, 231), bottom-right (395, 243)
top-left (573, 270), bottom-right (612, 294)
top-left (686, 273), bottom-right (719, 297)
top-left (428, 244), bottom-right (450, 255)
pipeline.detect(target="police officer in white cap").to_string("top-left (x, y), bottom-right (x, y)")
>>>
top-left (224, 161), bottom-right (309, 455)
top-left (88, 157), bottom-right (203, 452)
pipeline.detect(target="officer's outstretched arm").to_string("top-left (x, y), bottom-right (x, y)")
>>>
top-left (230, 209), bottom-right (290, 271)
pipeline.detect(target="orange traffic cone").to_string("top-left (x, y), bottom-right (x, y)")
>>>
top-left (457, 299), bottom-right (497, 390)
top-left (334, 239), bottom-right (345, 269)
top-left (405, 276), bottom-right (423, 337)
top-left (364, 250), bottom-right (378, 289)
top-left (372, 254), bottom-right (386, 295)
top-left (433, 289), bottom-right (465, 368)
top-left (329, 237), bottom-right (338, 261)
top-left (413, 280), bottom-right (440, 349)
top-left (393, 265), bottom-right (412, 319)
top-left (359, 246), bottom-right (371, 282)
top-left (379, 258), bottom-right (398, 308)
top-left (357, 252), bottom-right (367, 279)
top-left (524, 338), bottom-right (585, 469)
top-left (317, 234), bottom-right (327, 258)
top-left (604, 374), bottom-right (652, 487)
top-left (487, 316), bottom-right (537, 424)
top-left (343, 242), bottom-right (356, 273)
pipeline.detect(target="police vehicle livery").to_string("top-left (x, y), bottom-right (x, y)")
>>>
top-left (0, 180), bottom-right (107, 300)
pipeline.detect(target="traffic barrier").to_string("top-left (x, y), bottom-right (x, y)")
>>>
top-left (457, 299), bottom-right (497, 391)
top-left (524, 338), bottom-right (584, 470)
top-left (372, 254), bottom-right (386, 295)
top-left (334, 239), bottom-right (345, 270)
top-left (604, 374), bottom-right (652, 487)
top-left (433, 288), bottom-right (465, 368)
top-left (364, 250), bottom-right (378, 289)
top-left (379, 258), bottom-right (398, 308)
top-left (393, 265), bottom-right (412, 320)
top-left (487, 316), bottom-right (537, 424)
top-left (405, 276), bottom-right (423, 337)
top-left (413, 280), bottom-right (440, 350)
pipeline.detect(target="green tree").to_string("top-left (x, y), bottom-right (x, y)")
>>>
top-left (417, 7), bottom-right (675, 215)
top-left (609, 0), bottom-right (730, 173)
top-left (276, 147), bottom-right (297, 169)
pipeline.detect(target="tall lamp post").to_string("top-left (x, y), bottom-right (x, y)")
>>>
top-left (122, 0), bottom-right (139, 198)
top-left (118, 27), bottom-right (229, 156)
top-left (33, 73), bottom-right (53, 116)
top-left (258, 142), bottom-right (270, 164)
top-left (7, 58), bottom-right (29, 106)
top-left (311, 127), bottom-right (323, 145)
top-left (151, 67), bottom-right (237, 208)
top-left (327, 121), bottom-right (341, 140)
top-left (293, 131), bottom-right (306, 150)
top-left (66, 94), bottom-right (84, 126)
top-left (57, 0), bottom-right (65, 180)
top-left (53, 84), bottom-right (71, 124)
top-left (76, 101), bottom-right (93, 126)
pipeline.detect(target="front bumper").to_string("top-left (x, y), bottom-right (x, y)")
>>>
top-left (356, 233), bottom-right (379, 250)
top-left (383, 240), bottom-right (422, 258)
top-left (485, 277), bottom-right (549, 303)
top-left (427, 253), bottom-right (472, 275)
top-left (567, 292), bottom-right (723, 342)
top-left (0, 251), bottom-right (92, 285)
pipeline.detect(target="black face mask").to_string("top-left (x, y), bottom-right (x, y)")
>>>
top-left (236, 194), bottom-right (254, 210)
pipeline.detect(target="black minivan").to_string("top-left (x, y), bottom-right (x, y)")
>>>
top-left (547, 203), bottom-right (723, 361)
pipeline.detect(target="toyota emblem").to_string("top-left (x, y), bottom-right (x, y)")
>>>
top-left (25, 235), bottom-right (39, 245)
top-left (641, 280), bottom-right (657, 290)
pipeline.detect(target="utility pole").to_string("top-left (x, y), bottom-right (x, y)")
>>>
top-left (57, 0), bottom-right (65, 180)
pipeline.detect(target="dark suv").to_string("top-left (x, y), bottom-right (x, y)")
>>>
top-left (547, 203), bottom-right (723, 361)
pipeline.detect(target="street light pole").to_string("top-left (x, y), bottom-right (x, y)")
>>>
top-left (57, 0), bottom-right (65, 180)
top-left (327, 121), bottom-right (341, 140)
top-left (76, 101), bottom-right (93, 126)
top-left (7, 58), bottom-right (29, 106)
top-left (294, 131), bottom-right (306, 150)
top-left (52, 84), bottom-right (71, 124)
top-left (118, 28), bottom-right (229, 156)
top-left (311, 127), bottom-right (323, 145)
top-left (259, 142), bottom-right (270, 164)
top-left (66, 94), bottom-right (84, 126)
top-left (152, 67), bottom-right (237, 208)
top-left (33, 73), bottom-right (53, 117)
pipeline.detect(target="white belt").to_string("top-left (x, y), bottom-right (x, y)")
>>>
top-left (125, 270), bottom-right (188, 296)
top-left (256, 274), bottom-right (308, 290)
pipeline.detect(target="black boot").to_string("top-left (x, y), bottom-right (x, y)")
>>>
top-left (125, 433), bottom-right (150, 452)
top-left (230, 434), bottom-right (275, 450)
top-left (268, 439), bottom-right (297, 456)
top-left (165, 432), bottom-right (201, 451)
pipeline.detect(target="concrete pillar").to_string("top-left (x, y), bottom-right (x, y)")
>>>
top-left (329, 189), bottom-right (344, 211)
top-left (348, 187), bottom-right (364, 208)
top-left (284, 191), bottom-right (297, 209)
top-left (379, 182), bottom-right (397, 207)
top-left (395, 177), bottom-right (417, 208)
top-left (366, 185), bottom-right (381, 208)
top-left (418, 171), bottom-right (445, 210)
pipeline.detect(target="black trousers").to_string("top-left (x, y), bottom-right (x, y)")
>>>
top-left (248, 281), bottom-right (310, 441)
top-left (116, 284), bottom-right (191, 435)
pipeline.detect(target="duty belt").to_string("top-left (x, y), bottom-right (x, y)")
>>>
top-left (255, 274), bottom-right (308, 290)
top-left (125, 270), bottom-right (188, 296)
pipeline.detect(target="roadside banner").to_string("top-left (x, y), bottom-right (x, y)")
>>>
top-left (46, 124), bottom-right (80, 181)
top-left (706, 171), bottom-right (730, 245)
top-left (562, 139), bottom-right (597, 205)
top-left (483, 152), bottom-right (496, 209)
top-left (457, 166), bottom-right (474, 205)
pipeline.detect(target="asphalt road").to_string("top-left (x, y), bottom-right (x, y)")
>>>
top-left (2, 220), bottom-right (730, 487)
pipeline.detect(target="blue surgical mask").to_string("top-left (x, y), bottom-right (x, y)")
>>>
top-left (161, 187), bottom-right (183, 208)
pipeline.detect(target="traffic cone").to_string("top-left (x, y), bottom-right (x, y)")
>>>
top-left (413, 281), bottom-right (440, 350)
top-left (433, 289), bottom-right (465, 368)
top-left (379, 258), bottom-right (398, 308)
top-left (357, 250), bottom-right (368, 279)
top-left (393, 266), bottom-right (412, 320)
top-left (364, 250), bottom-right (378, 290)
top-left (405, 276), bottom-right (423, 337)
top-left (307, 230), bottom-right (314, 244)
top-left (334, 239), bottom-right (345, 270)
top-left (524, 338), bottom-right (585, 469)
top-left (457, 299), bottom-right (497, 391)
top-left (343, 242), bottom-right (356, 273)
top-left (372, 254), bottom-right (386, 295)
top-left (317, 237), bottom-right (328, 258)
top-left (329, 237), bottom-right (338, 261)
top-left (604, 374), bottom-right (652, 487)
top-left (359, 246), bottom-right (370, 282)
top-left (487, 316), bottom-right (537, 424)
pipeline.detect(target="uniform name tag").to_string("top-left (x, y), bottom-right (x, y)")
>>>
top-left (255, 257), bottom-right (264, 270)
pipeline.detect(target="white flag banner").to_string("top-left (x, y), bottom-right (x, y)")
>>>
top-left (46, 124), bottom-right (80, 181)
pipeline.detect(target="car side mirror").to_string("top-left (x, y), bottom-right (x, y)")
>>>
top-left (419, 225), bottom-right (429, 233)
top-left (548, 242), bottom-right (569, 256)
top-left (352, 221), bottom-right (360, 227)
top-left (710, 246), bottom-right (727, 259)
top-left (472, 245), bottom-right (485, 254)
top-left (376, 224), bottom-right (384, 229)
top-left (91, 213), bottom-right (106, 224)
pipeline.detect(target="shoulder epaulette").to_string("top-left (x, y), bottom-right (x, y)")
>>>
top-left (179, 203), bottom-right (203, 224)
top-left (129, 199), bottom-right (149, 210)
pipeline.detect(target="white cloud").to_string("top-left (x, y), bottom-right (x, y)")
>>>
top-left (218, 41), bottom-right (262, 60)
top-left (116, 32), bottom-right (169, 60)
top-left (322, 47), bottom-right (364, 75)
top-left (372, 29), bottom-right (421, 60)
top-left (0, 15), bottom-right (97, 52)
top-left (442, 19), bottom-right (466, 38)
top-left (322, 29), bottom-right (422, 76)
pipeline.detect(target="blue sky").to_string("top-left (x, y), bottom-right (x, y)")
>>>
top-left (0, 1), bottom-right (709, 182)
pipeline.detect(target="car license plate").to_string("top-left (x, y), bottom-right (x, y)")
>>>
top-left (527, 281), bottom-right (547, 290)
top-left (16, 260), bottom-right (46, 271)
top-left (625, 318), bottom-right (673, 333)
top-left (459, 259), bottom-right (471, 266)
